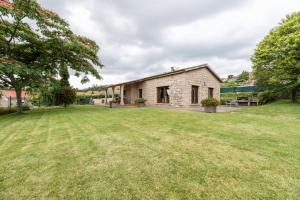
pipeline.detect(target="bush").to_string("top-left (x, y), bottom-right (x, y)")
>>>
top-left (220, 98), bottom-right (231, 105)
top-left (135, 98), bottom-right (146, 104)
top-left (258, 91), bottom-right (277, 104)
top-left (54, 87), bottom-right (76, 107)
top-left (76, 96), bottom-right (93, 105)
top-left (201, 98), bottom-right (220, 107)
top-left (221, 92), bottom-right (259, 105)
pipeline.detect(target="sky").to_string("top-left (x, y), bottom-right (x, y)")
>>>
top-left (38, 0), bottom-right (300, 89)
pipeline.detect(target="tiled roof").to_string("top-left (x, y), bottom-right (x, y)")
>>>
top-left (105, 64), bottom-right (222, 88)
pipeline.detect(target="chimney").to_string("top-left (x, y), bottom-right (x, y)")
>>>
top-left (171, 67), bottom-right (176, 72)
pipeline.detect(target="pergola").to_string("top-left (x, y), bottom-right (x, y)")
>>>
top-left (102, 84), bottom-right (125, 105)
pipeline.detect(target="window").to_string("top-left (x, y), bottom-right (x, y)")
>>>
top-left (191, 85), bottom-right (199, 104)
top-left (157, 86), bottom-right (170, 103)
top-left (139, 89), bottom-right (143, 98)
top-left (208, 88), bottom-right (214, 98)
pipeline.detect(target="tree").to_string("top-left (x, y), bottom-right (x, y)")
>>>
top-left (59, 63), bottom-right (70, 87)
top-left (55, 62), bottom-right (76, 107)
top-left (54, 86), bottom-right (76, 108)
top-left (0, 0), bottom-right (103, 112)
top-left (252, 12), bottom-right (300, 102)
top-left (223, 71), bottom-right (250, 87)
top-left (237, 71), bottom-right (249, 83)
top-left (33, 63), bottom-right (76, 107)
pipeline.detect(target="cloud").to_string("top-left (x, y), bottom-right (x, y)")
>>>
top-left (38, 0), bottom-right (300, 89)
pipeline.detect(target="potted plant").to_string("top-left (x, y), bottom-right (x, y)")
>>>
top-left (135, 98), bottom-right (146, 107)
top-left (201, 98), bottom-right (220, 113)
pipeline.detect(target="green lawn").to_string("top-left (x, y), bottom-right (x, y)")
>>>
top-left (0, 101), bottom-right (299, 199)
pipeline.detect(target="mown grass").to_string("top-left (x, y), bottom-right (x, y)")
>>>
top-left (0, 101), bottom-right (299, 199)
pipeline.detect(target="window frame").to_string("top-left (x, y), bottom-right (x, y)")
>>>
top-left (157, 86), bottom-right (170, 103)
top-left (208, 87), bottom-right (214, 98)
top-left (191, 85), bottom-right (199, 104)
top-left (138, 89), bottom-right (143, 98)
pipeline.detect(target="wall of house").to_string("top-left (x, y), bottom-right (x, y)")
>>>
top-left (183, 68), bottom-right (221, 105)
top-left (134, 68), bottom-right (220, 107)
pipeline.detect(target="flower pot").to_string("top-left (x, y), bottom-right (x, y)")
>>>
top-left (137, 103), bottom-right (145, 107)
top-left (204, 106), bottom-right (217, 113)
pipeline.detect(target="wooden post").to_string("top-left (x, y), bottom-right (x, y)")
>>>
top-left (112, 87), bottom-right (115, 101)
top-left (9, 96), bottom-right (11, 110)
top-left (105, 89), bottom-right (108, 104)
top-left (120, 85), bottom-right (124, 105)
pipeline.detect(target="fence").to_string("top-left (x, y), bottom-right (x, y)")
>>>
top-left (221, 86), bottom-right (260, 93)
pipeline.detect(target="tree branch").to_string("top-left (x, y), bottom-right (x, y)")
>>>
top-left (8, 18), bottom-right (21, 44)
top-left (0, 14), bottom-right (10, 36)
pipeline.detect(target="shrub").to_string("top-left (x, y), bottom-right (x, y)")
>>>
top-left (135, 98), bottom-right (146, 104)
top-left (201, 98), bottom-right (220, 107)
top-left (54, 87), bottom-right (76, 107)
top-left (76, 96), bottom-right (92, 105)
top-left (220, 98), bottom-right (231, 105)
top-left (258, 91), bottom-right (277, 104)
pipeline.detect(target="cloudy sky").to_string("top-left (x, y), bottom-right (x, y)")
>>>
top-left (39, 0), bottom-right (300, 89)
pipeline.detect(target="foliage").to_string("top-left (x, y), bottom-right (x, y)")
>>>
top-left (54, 86), bottom-right (76, 107)
top-left (220, 92), bottom-right (258, 105)
top-left (77, 85), bottom-right (106, 93)
top-left (223, 71), bottom-right (250, 87)
top-left (221, 92), bottom-right (258, 99)
top-left (237, 71), bottom-right (250, 83)
top-left (252, 12), bottom-right (300, 102)
top-left (59, 63), bottom-right (70, 87)
top-left (135, 98), bottom-right (146, 104)
top-left (0, 0), bottom-right (103, 112)
top-left (32, 76), bottom-right (76, 107)
top-left (76, 96), bottom-right (93, 105)
top-left (258, 91), bottom-right (277, 105)
top-left (30, 78), bottom-right (59, 106)
top-left (77, 93), bottom-right (109, 98)
top-left (201, 98), bottom-right (220, 107)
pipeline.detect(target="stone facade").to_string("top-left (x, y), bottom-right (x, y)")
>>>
top-left (105, 65), bottom-right (222, 107)
top-left (140, 68), bottom-right (220, 107)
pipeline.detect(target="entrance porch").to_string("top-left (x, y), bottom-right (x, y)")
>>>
top-left (102, 83), bottom-right (142, 106)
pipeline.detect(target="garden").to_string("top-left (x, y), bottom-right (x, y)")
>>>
top-left (0, 101), bottom-right (299, 199)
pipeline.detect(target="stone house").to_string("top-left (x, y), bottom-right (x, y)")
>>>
top-left (103, 64), bottom-right (222, 107)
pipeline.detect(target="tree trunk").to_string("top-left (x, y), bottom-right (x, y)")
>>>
top-left (291, 89), bottom-right (297, 103)
top-left (15, 88), bottom-right (23, 113)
